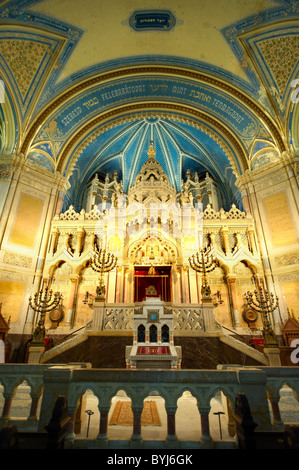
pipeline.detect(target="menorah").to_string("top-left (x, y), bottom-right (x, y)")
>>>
top-left (244, 283), bottom-right (279, 347)
top-left (29, 279), bottom-right (62, 344)
top-left (189, 246), bottom-right (218, 301)
top-left (90, 245), bottom-right (117, 301)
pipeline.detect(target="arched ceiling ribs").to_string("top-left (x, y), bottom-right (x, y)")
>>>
top-left (154, 122), bottom-right (176, 188)
top-left (158, 118), bottom-right (225, 183)
top-left (128, 121), bottom-right (150, 188)
top-left (19, 66), bottom-right (286, 166)
top-left (56, 103), bottom-right (248, 178)
top-left (79, 118), bottom-right (146, 183)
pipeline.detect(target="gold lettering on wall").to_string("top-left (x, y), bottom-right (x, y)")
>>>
top-left (263, 192), bottom-right (297, 247)
top-left (0, 281), bottom-right (25, 322)
top-left (10, 194), bottom-right (43, 248)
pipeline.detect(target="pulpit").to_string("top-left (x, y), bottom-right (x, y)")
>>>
top-left (126, 297), bottom-right (181, 369)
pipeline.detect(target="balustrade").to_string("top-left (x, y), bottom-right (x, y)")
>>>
top-left (0, 364), bottom-right (299, 448)
top-left (93, 305), bottom-right (205, 333)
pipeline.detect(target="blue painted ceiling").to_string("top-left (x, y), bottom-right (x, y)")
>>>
top-left (71, 115), bottom-right (238, 209)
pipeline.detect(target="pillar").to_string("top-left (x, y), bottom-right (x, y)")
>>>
top-left (115, 266), bottom-right (123, 303)
top-left (97, 406), bottom-right (110, 444)
top-left (66, 276), bottom-right (79, 328)
top-left (201, 301), bottom-right (217, 332)
top-left (181, 266), bottom-right (190, 303)
top-left (28, 391), bottom-right (42, 422)
top-left (189, 269), bottom-right (198, 303)
top-left (172, 268), bottom-right (181, 304)
top-left (27, 344), bottom-right (45, 364)
top-left (64, 408), bottom-right (77, 448)
top-left (91, 301), bottom-right (105, 331)
top-left (0, 393), bottom-right (13, 425)
top-left (158, 327), bottom-right (161, 344)
top-left (199, 407), bottom-right (213, 446)
top-left (123, 268), bottom-right (129, 303)
top-left (107, 268), bottom-right (117, 303)
top-left (196, 272), bottom-right (202, 304)
top-left (268, 396), bottom-right (283, 427)
top-left (0, 155), bottom-right (24, 245)
top-left (264, 347), bottom-right (282, 366)
top-left (166, 406), bottom-right (178, 443)
top-left (131, 406), bottom-right (143, 445)
top-left (226, 276), bottom-right (240, 327)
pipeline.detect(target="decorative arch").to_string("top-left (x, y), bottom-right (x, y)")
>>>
top-left (46, 259), bottom-right (74, 278)
top-left (128, 232), bottom-right (179, 263)
top-left (20, 65), bottom-right (287, 205)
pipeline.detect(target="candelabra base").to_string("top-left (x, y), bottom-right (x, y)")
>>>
top-left (95, 285), bottom-right (106, 302)
top-left (201, 300), bottom-right (218, 332)
top-left (201, 284), bottom-right (213, 302)
top-left (90, 301), bottom-right (105, 331)
top-left (27, 344), bottom-right (45, 364)
top-left (264, 347), bottom-right (281, 366)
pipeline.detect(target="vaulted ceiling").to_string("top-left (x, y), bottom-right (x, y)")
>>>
top-left (0, 0), bottom-right (298, 210)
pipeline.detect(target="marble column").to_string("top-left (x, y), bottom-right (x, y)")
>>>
top-left (0, 394), bottom-right (13, 425)
top-left (181, 266), bottom-right (190, 303)
top-left (189, 269), bottom-right (198, 303)
top-left (28, 391), bottom-right (42, 422)
top-left (64, 408), bottom-right (76, 448)
top-left (131, 406), bottom-right (143, 444)
top-left (0, 156), bottom-right (23, 245)
top-left (199, 407), bottom-right (213, 446)
top-left (66, 276), bottom-right (79, 327)
top-left (269, 397), bottom-right (283, 427)
top-left (97, 406), bottom-right (110, 444)
top-left (226, 276), bottom-right (240, 327)
top-left (166, 406), bottom-right (178, 443)
top-left (115, 266), bottom-right (123, 303)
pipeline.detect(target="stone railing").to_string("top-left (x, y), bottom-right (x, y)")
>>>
top-left (103, 306), bottom-right (134, 331)
top-left (1, 364), bottom-right (299, 449)
top-left (85, 305), bottom-right (205, 333)
top-left (172, 306), bottom-right (204, 332)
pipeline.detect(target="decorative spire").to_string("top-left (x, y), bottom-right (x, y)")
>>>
top-left (147, 140), bottom-right (156, 160)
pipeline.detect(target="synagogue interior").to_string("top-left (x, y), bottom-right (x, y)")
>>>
top-left (0, 0), bottom-right (298, 451)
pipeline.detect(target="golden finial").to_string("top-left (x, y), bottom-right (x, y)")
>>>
top-left (147, 140), bottom-right (156, 160)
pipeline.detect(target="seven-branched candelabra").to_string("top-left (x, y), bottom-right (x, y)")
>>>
top-left (189, 246), bottom-right (218, 301)
top-left (29, 281), bottom-right (62, 344)
top-left (90, 246), bottom-right (117, 300)
top-left (244, 284), bottom-right (279, 347)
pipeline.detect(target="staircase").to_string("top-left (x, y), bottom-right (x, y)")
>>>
top-left (40, 331), bottom-right (88, 364)
top-left (40, 327), bottom-right (268, 367)
top-left (219, 334), bottom-right (269, 365)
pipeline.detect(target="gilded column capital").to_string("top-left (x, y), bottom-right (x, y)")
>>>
top-left (225, 275), bottom-right (237, 284)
